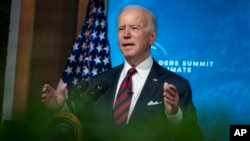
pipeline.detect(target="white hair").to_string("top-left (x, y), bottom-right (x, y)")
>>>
top-left (119, 5), bottom-right (157, 30)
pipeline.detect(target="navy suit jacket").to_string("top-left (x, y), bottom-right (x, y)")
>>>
top-left (76, 59), bottom-right (203, 141)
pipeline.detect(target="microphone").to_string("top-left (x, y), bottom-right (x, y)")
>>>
top-left (67, 80), bottom-right (89, 113)
top-left (84, 81), bottom-right (109, 104)
top-left (68, 80), bottom-right (89, 101)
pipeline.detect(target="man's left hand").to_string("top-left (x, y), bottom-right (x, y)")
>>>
top-left (163, 82), bottom-right (179, 115)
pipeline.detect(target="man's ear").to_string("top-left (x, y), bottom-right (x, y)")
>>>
top-left (150, 28), bottom-right (156, 44)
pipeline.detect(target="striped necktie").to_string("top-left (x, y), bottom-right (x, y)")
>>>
top-left (113, 68), bottom-right (137, 124)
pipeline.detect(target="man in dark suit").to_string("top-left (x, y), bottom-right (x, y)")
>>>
top-left (42, 5), bottom-right (203, 141)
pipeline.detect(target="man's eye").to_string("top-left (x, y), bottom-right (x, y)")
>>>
top-left (131, 26), bottom-right (140, 30)
top-left (118, 28), bottom-right (125, 31)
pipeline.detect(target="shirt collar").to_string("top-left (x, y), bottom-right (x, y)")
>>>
top-left (123, 56), bottom-right (153, 73)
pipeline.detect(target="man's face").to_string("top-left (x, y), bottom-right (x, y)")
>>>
top-left (117, 8), bottom-right (156, 64)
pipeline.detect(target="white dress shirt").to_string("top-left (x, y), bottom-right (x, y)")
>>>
top-left (114, 56), bottom-right (183, 124)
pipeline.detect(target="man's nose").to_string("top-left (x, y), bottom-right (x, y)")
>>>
top-left (123, 28), bottom-right (131, 38)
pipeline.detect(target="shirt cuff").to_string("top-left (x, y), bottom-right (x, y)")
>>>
top-left (165, 107), bottom-right (183, 124)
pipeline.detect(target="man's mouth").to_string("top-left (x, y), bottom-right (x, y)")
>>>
top-left (122, 43), bottom-right (134, 47)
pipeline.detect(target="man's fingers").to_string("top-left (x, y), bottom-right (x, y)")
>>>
top-left (163, 82), bottom-right (179, 105)
top-left (42, 84), bottom-right (55, 103)
top-left (164, 97), bottom-right (175, 106)
top-left (167, 84), bottom-right (177, 94)
top-left (44, 84), bottom-right (52, 91)
top-left (42, 84), bottom-right (51, 95)
top-left (42, 87), bottom-right (47, 93)
top-left (41, 93), bottom-right (48, 104)
top-left (163, 82), bottom-right (168, 90)
top-left (164, 92), bottom-right (174, 101)
top-left (164, 83), bottom-right (178, 96)
top-left (41, 93), bottom-right (47, 98)
top-left (163, 82), bottom-right (179, 114)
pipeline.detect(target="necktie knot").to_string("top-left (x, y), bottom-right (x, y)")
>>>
top-left (127, 68), bottom-right (137, 76)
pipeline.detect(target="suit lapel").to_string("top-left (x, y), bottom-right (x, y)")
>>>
top-left (129, 60), bottom-right (165, 123)
top-left (102, 64), bottom-right (123, 122)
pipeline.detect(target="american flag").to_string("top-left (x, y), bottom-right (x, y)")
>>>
top-left (59, 0), bottom-right (111, 91)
